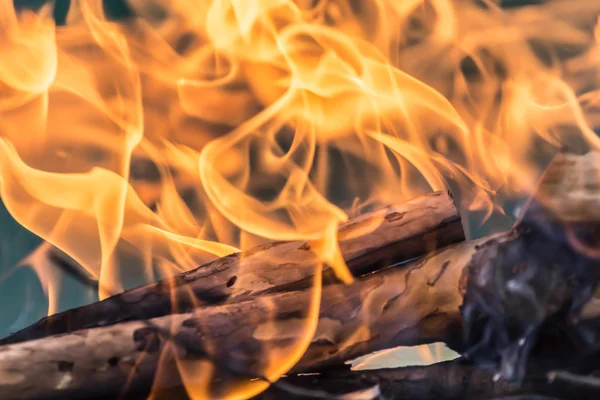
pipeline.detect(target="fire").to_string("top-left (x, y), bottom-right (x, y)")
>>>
top-left (2, 0), bottom-right (600, 398)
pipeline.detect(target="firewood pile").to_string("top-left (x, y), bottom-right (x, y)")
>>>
top-left (1, 151), bottom-right (600, 400)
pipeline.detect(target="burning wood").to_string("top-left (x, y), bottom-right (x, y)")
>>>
top-left (3, 0), bottom-right (600, 399)
top-left (1, 151), bottom-right (600, 400)
top-left (0, 191), bottom-right (463, 345)
top-left (0, 235), bottom-right (478, 400)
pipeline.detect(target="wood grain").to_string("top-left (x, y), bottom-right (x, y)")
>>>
top-left (0, 234), bottom-right (498, 400)
top-left (0, 191), bottom-right (464, 345)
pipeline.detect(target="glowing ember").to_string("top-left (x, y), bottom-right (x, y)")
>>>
top-left (1, 0), bottom-right (600, 398)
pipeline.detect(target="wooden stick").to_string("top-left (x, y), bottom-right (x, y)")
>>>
top-left (0, 218), bottom-right (591, 399)
top-left (3, 219), bottom-right (588, 400)
top-left (2, 151), bottom-right (599, 400)
top-left (0, 191), bottom-right (464, 345)
top-left (0, 233), bottom-right (503, 400)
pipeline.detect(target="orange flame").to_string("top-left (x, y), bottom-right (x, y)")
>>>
top-left (3, 0), bottom-right (600, 398)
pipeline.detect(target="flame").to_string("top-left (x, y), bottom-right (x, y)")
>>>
top-left (3, 0), bottom-right (600, 398)
top-left (173, 263), bottom-right (322, 400)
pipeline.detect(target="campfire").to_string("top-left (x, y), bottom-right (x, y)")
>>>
top-left (1, 0), bottom-right (600, 399)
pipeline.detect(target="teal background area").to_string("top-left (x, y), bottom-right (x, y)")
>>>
top-left (0, 202), bottom-right (45, 338)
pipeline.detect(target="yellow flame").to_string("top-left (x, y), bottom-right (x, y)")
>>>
top-left (175, 263), bottom-right (322, 400)
top-left (3, 0), bottom-right (600, 398)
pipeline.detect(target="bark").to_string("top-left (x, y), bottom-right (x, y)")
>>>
top-left (2, 151), bottom-right (599, 400)
top-left (0, 191), bottom-right (464, 346)
top-left (0, 234), bottom-right (496, 400)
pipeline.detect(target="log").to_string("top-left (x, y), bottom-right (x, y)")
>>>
top-left (2, 151), bottom-right (600, 400)
top-left (0, 234), bottom-right (493, 400)
top-left (0, 220), bottom-right (588, 400)
top-left (0, 191), bottom-right (464, 345)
